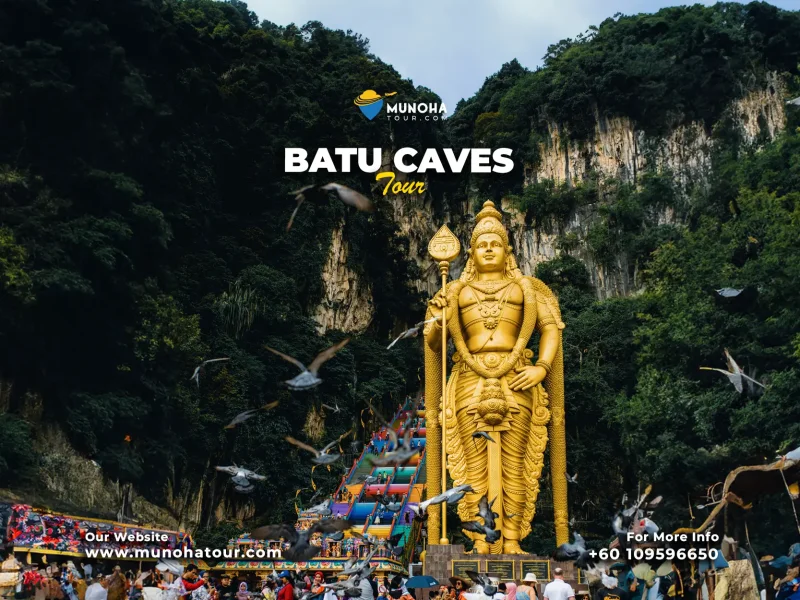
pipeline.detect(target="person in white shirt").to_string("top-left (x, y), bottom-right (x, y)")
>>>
top-left (357, 577), bottom-right (374, 600)
top-left (542, 569), bottom-right (574, 600)
top-left (86, 577), bottom-right (109, 600)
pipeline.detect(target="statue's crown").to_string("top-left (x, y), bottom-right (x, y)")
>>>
top-left (470, 200), bottom-right (509, 247)
top-left (475, 200), bottom-right (503, 223)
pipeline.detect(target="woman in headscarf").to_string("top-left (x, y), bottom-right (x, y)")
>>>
top-left (236, 582), bottom-right (249, 600)
top-left (504, 583), bottom-right (517, 600)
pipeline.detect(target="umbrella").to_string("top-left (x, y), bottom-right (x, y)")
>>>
top-left (405, 576), bottom-right (440, 589)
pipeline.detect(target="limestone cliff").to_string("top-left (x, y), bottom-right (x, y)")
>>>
top-left (314, 76), bottom-right (788, 322)
top-left (530, 73), bottom-right (785, 190)
top-left (513, 74), bottom-right (787, 297)
top-left (312, 221), bottom-right (375, 335)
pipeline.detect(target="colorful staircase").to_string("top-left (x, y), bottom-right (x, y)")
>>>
top-left (316, 398), bottom-right (427, 561)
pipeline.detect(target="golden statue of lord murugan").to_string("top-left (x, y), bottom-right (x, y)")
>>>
top-left (422, 201), bottom-right (568, 554)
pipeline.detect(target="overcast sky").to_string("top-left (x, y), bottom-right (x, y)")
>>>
top-left (245, 0), bottom-right (798, 113)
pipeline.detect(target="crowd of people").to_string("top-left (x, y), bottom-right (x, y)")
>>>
top-left (435, 570), bottom-right (596, 600)
top-left (0, 556), bottom-right (134, 600)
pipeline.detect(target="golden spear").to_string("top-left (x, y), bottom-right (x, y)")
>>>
top-left (427, 224), bottom-right (461, 544)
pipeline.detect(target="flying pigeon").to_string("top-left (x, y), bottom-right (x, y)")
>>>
top-left (286, 430), bottom-right (352, 465)
top-left (224, 401), bottom-right (279, 429)
top-left (287, 183), bottom-right (374, 231)
top-left (190, 358), bottom-right (230, 387)
top-left (787, 97), bottom-right (800, 106)
top-left (339, 547), bottom-right (378, 578)
top-left (215, 465), bottom-right (267, 487)
top-left (477, 495), bottom-right (498, 530)
top-left (322, 402), bottom-right (341, 413)
top-left (566, 472), bottom-right (578, 484)
top-left (251, 519), bottom-right (352, 561)
top-left (464, 571), bottom-right (497, 598)
top-left (382, 533), bottom-right (404, 554)
top-left (553, 531), bottom-right (595, 569)
top-left (716, 288), bottom-right (744, 298)
top-left (386, 318), bottom-right (440, 350)
top-left (322, 580), bottom-right (362, 598)
top-left (471, 431), bottom-right (495, 449)
top-left (265, 339), bottom-right (350, 390)
top-left (461, 520), bottom-right (501, 543)
top-left (700, 348), bottom-right (766, 394)
top-left (300, 499), bottom-right (333, 517)
top-left (411, 484), bottom-right (475, 517)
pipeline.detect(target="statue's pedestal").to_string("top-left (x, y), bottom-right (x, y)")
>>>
top-left (422, 544), bottom-right (584, 596)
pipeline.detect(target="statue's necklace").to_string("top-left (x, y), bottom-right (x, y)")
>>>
top-left (468, 282), bottom-right (511, 330)
top-left (468, 279), bottom-right (511, 296)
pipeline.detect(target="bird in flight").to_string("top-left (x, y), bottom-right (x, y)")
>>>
top-left (386, 318), bottom-right (440, 350)
top-left (215, 465), bottom-right (266, 488)
top-left (265, 339), bottom-right (350, 390)
top-left (715, 288), bottom-right (744, 298)
top-left (410, 484), bottom-right (475, 518)
top-left (287, 183), bottom-right (374, 231)
top-left (286, 429), bottom-right (353, 465)
top-left (250, 519), bottom-right (352, 561)
top-left (224, 401), bottom-right (279, 429)
top-left (322, 402), bottom-right (341, 413)
top-left (190, 358), bottom-right (230, 387)
top-left (300, 499), bottom-right (333, 517)
top-left (700, 348), bottom-right (766, 394)
top-left (477, 495), bottom-right (498, 530)
top-left (461, 520), bottom-right (501, 543)
top-left (471, 431), bottom-right (495, 445)
top-left (464, 571), bottom-right (498, 598)
top-left (553, 531), bottom-right (595, 570)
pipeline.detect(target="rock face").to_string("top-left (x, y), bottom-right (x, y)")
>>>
top-left (314, 76), bottom-right (789, 323)
top-left (385, 185), bottom-right (472, 297)
top-left (512, 75), bottom-right (787, 297)
top-left (312, 221), bottom-right (375, 335)
top-left (530, 73), bottom-right (786, 190)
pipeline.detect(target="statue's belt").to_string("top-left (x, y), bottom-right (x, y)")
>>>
top-left (453, 348), bottom-right (533, 373)
top-left (448, 350), bottom-right (537, 429)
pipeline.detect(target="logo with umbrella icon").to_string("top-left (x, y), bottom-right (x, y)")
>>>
top-left (354, 89), bottom-right (397, 120)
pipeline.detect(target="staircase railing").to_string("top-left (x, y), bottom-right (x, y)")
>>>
top-left (389, 446), bottom-right (426, 540)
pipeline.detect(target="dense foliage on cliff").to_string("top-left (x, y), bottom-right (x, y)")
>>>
top-left (0, 0), bottom-right (436, 527)
top-left (452, 1), bottom-right (800, 197)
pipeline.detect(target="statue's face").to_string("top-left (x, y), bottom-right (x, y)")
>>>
top-left (473, 233), bottom-right (506, 273)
